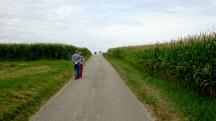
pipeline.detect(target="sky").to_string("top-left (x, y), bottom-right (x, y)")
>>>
top-left (0, 0), bottom-right (216, 52)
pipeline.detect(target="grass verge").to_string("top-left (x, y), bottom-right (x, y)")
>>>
top-left (0, 60), bottom-right (73, 121)
top-left (104, 55), bottom-right (216, 121)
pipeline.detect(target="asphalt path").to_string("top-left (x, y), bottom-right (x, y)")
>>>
top-left (30, 55), bottom-right (154, 121)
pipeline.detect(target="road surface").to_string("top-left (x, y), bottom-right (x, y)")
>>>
top-left (30, 55), bottom-right (154, 121)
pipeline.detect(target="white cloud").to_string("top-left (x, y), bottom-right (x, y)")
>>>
top-left (47, 4), bottom-right (85, 20)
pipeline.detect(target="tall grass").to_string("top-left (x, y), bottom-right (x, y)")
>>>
top-left (107, 32), bottom-right (216, 97)
top-left (0, 43), bottom-right (91, 61)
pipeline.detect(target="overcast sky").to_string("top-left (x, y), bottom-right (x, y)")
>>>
top-left (0, 0), bottom-right (216, 52)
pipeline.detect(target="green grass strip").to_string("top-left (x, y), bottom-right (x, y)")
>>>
top-left (0, 60), bottom-right (73, 121)
top-left (105, 55), bottom-right (216, 121)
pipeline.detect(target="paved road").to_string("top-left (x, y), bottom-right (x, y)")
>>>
top-left (30, 55), bottom-right (154, 121)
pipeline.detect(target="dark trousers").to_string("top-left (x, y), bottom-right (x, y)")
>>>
top-left (80, 64), bottom-right (83, 78)
top-left (74, 64), bottom-right (80, 79)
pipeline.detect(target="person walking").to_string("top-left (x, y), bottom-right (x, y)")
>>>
top-left (72, 50), bottom-right (81, 80)
top-left (79, 52), bottom-right (85, 78)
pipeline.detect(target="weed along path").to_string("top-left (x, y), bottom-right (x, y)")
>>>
top-left (30, 55), bottom-right (154, 121)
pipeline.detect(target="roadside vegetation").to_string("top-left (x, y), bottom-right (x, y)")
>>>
top-left (0, 43), bottom-right (91, 121)
top-left (105, 55), bottom-right (216, 121)
top-left (105, 32), bottom-right (216, 121)
top-left (107, 32), bottom-right (216, 97)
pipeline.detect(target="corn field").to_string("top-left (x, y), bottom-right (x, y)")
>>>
top-left (107, 32), bottom-right (216, 97)
top-left (0, 43), bottom-right (91, 60)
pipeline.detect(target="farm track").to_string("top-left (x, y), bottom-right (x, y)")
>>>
top-left (30, 55), bottom-right (154, 121)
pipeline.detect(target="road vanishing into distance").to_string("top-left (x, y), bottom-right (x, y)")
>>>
top-left (30, 55), bottom-right (154, 121)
